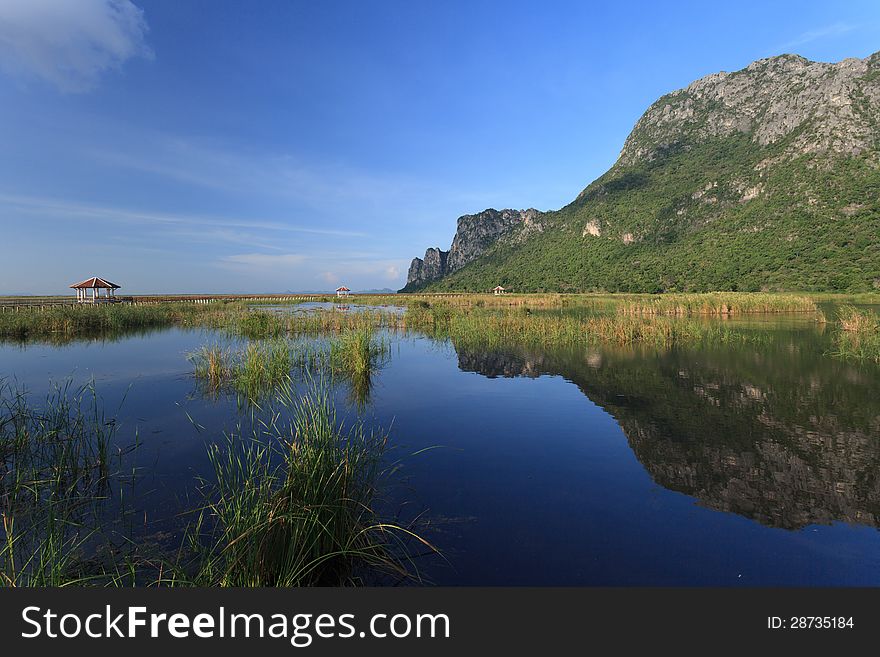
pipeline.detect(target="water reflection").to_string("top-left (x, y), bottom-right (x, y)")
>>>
top-left (255, 302), bottom-right (406, 316)
top-left (455, 341), bottom-right (880, 530)
top-left (0, 326), bottom-right (170, 348)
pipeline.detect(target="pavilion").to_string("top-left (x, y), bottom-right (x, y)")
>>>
top-left (493, 285), bottom-right (507, 296)
top-left (336, 286), bottom-right (351, 298)
top-left (70, 276), bottom-right (121, 303)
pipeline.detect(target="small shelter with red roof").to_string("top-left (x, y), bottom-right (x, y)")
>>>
top-left (493, 285), bottom-right (507, 296)
top-left (336, 286), bottom-right (351, 298)
top-left (71, 276), bottom-right (121, 303)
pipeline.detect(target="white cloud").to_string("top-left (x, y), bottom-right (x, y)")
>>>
top-left (0, 192), bottom-right (367, 240)
top-left (0, 0), bottom-right (152, 92)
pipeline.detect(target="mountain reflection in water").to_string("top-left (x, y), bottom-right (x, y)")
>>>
top-left (455, 341), bottom-right (880, 530)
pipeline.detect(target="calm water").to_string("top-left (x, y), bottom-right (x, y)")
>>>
top-left (3, 310), bottom-right (880, 585)
top-left (257, 301), bottom-right (407, 315)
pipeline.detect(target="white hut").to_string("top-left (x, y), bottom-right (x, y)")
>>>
top-left (492, 285), bottom-right (506, 296)
top-left (336, 286), bottom-right (351, 298)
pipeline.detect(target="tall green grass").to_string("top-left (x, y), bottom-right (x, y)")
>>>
top-left (0, 302), bottom-right (239, 342)
top-left (190, 328), bottom-right (390, 405)
top-left (174, 383), bottom-right (428, 586)
top-left (189, 339), bottom-right (324, 400)
top-left (0, 301), bottom-right (406, 344)
top-left (329, 328), bottom-right (390, 408)
top-left (616, 292), bottom-right (818, 316)
top-left (0, 292), bottom-right (827, 346)
top-left (234, 308), bottom-right (404, 339)
top-left (403, 305), bottom-right (764, 351)
top-left (329, 328), bottom-right (386, 376)
top-left (0, 381), bottom-right (123, 586)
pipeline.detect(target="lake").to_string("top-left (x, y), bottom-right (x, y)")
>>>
top-left (2, 306), bottom-right (880, 585)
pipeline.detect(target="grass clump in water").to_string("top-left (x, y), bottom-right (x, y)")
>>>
top-left (178, 383), bottom-right (426, 586)
top-left (832, 305), bottom-right (880, 362)
top-left (329, 328), bottom-right (389, 379)
top-left (189, 339), bottom-right (317, 400)
top-left (237, 310), bottom-right (287, 339)
top-left (190, 330), bottom-right (391, 406)
top-left (328, 328), bottom-right (390, 408)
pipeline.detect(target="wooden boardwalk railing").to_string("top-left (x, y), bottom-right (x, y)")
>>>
top-left (0, 293), bottom-right (391, 311)
top-left (0, 291), bottom-right (491, 312)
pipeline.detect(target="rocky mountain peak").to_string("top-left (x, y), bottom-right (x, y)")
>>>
top-left (617, 50), bottom-right (880, 167)
top-left (404, 208), bottom-right (543, 290)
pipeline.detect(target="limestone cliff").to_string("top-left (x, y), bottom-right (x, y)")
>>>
top-left (403, 208), bottom-right (542, 290)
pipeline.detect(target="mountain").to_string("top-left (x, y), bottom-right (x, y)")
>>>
top-left (405, 209), bottom-right (544, 288)
top-left (402, 52), bottom-right (880, 293)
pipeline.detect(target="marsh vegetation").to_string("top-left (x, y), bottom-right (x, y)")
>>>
top-left (4, 292), bottom-right (875, 358)
top-left (0, 377), bottom-right (425, 587)
top-left (0, 381), bottom-right (127, 586)
top-left (173, 384), bottom-right (425, 586)
top-left (188, 327), bottom-right (389, 404)
top-left (832, 305), bottom-right (880, 363)
top-left (2, 291), bottom-right (880, 586)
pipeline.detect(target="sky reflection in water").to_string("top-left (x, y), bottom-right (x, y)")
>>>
top-left (2, 313), bottom-right (879, 585)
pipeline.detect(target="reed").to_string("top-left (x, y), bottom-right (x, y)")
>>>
top-left (189, 339), bottom-right (325, 400)
top-left (2, 375), bottom-right (428, 587)
top-left (328, 328), bottom-right (390, 408)
top-left (175, 382), bottom-right (427, 586)
top-left (832, 306), bottom-right (880, 362)
top-left (191, 328), bottom-right (391, 406)
top-left (837, 305), bottom-right (878, 333)
top-left (402, 305), bottom-right (763, 351)
top-left (354, 292), bottom-right (617, 311)
top-left (0, 292), bottom-right (826, 345)
top-left (0, 381), bottom-right (120, 586)
top-left (225, 308), bottom-right (406, 340)
top-left (0, 302), bottom-right (241, 342)
top-left (616, 292), bottom-right (818, 316)
top-left (330, 328), bottom-right (389, 379)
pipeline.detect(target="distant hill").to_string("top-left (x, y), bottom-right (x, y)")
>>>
top-left (402, 51), bottom-right (880, 293)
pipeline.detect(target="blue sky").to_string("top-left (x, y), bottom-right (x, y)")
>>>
top-left (1, 0), bottom-right (879, 294)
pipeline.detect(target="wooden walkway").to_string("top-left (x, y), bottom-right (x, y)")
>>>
top-left (0, 294), bottom-right (325, 311)
top-left (0, 291), bottom-right (492, 312)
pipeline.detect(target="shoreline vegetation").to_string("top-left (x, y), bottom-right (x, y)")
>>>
top-left (3, 291), bottom-right (879, 586)
top-left (0, 292), bottom-right (878, 360)
top-left (613, 293), bottom-right (817, 316)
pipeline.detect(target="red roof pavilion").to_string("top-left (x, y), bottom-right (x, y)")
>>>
top-left (70, 276), bottom-right (120, 303)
